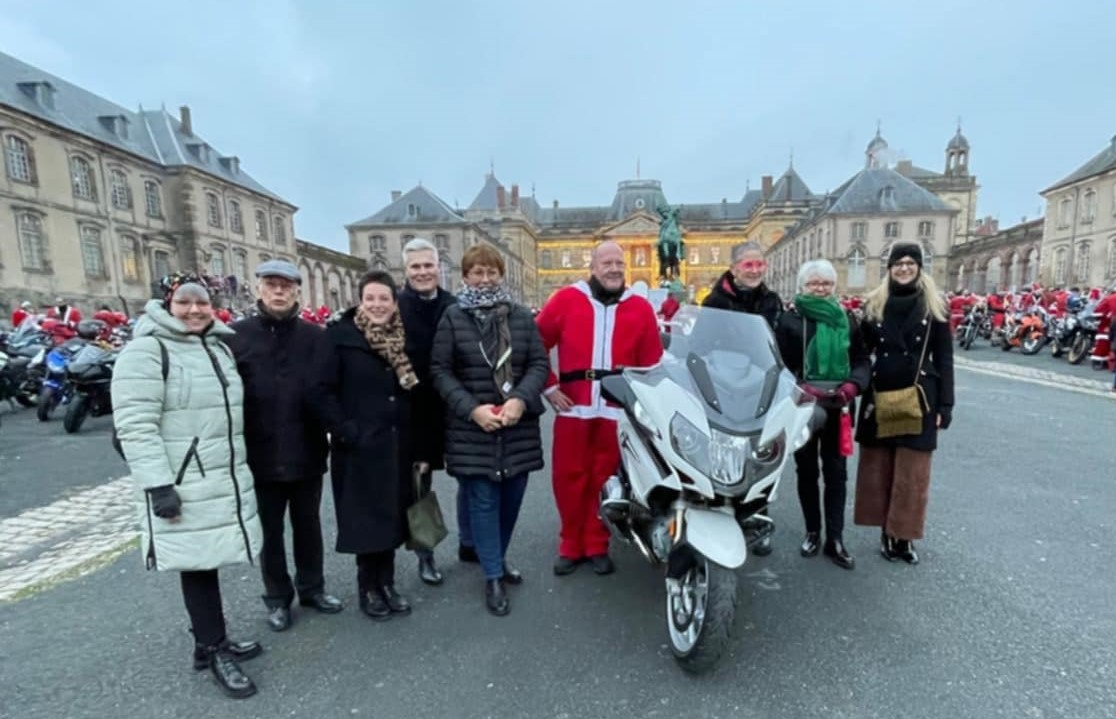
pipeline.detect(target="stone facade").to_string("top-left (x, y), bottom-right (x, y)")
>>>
top-left (295, 238), bottom-right (364, 310)
top-left (1038, 135), bottom-right (1116, 289)
top-left (946, 217), bottom-right (1043, 293)
top-left (0, 51), bottom-right (297, 319)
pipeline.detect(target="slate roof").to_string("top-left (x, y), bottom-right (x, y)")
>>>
top-left (766, 167), bottom-right (815, 203)
top-left (0, 50), bottom-right (286, 202)
top-left (349, 185), bottom-right (464, 226)
top-left (825, 168), bottom-right (950, 215)
top-left (468, 173), bottom-right (503, 210)
top-left (1043, 135), bottom-right (1116, 194)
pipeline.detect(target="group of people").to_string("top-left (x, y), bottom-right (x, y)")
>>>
top-left (110, 235), bottom-right (954, 700)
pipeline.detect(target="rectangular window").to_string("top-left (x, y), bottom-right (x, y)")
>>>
top-left (18, 213), bottom-right (45, 270)
top-left (850, 222), bottom-right (866, 241)
top-left (273, 216), bottom-right (286, 244)
top-left (206, 193), bottom-right (222, 228)
top-left (255, 209), bottom-right (267, 240)
top-left (144, 180), bottom-right (162, 218)
top-left (233, 251), bottom-right (247, 279)
top-left (70, 156), bottom-right (96, 200)
top-left (230, 201), bottom-right (243, 234)
top-left (120, 236), bottom-right (140, 281)
top-left (884, 221), bottom-right (900, 239)
top-left (5, 135), bottom-right (35, 183)
top-left (210, 248), bottom-right (226, 276)
top-left (153, 250), bottom-right (171, 279)
top-left (81, 226), bottom-right (105, 277)
top-left (918, 221), bottom-right (933, 237)
top-left (110, 170), bottom-right (132, 209)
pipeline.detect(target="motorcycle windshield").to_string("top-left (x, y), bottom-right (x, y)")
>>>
top-left (651, 305), bottom-right (798, 434)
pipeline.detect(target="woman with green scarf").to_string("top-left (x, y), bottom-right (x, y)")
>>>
top-left (775, 260), bottom-right (871, 570)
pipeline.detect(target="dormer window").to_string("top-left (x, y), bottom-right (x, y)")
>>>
top-left (17, 81), bottom-right (55, 110)
top-left (880, 185), bottom-right (896, 207)
top-left (407, 203), bottom-right (418, 218)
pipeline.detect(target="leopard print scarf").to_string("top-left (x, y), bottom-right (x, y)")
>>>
top-left (353, 307), bottom-right (419, 390)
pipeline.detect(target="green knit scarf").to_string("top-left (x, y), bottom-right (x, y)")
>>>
top-left (794, 294), bottom-right (850, 381)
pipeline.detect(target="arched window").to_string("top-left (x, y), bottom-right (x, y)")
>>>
top-left (70, 156), bottom-right (96, 200)
top-left (255, 209), bottom-right (268, 240)
top-left (1082, 190), bottom-right (1097, 222)
top-left (229, 200), bottom-right (243, 234)
top-left (1053, 247), bottom-right (1068, 285)
top-left (847, 247), bottom-right (866, 288)
top-left (1025, 248), bottom-right (1039, 286)
top-left (110, 169), bottom-right (132, 209)
top-left (144, 180), bottom-right (163, 218)
top-left (1075, 242), bottom-right (1091, 283)
top-left (210, 246), bottom-right (226, 276)
top-left (5, 135), bottom-right (36, 183)
top-left (273, 215), bottom-right (287, 245)
top-left (81, 225), bottom-right (105, 277)
top-left (984, 256), bottom-right (1001, 292)
top-left (17, 212), bottom-right (46, 270)
top-left (206, 192), bottom-right (222, 227)
top-left (120, 234), bottom-right (140, 281)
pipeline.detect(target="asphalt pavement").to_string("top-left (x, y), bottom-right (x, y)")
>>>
top-left (0, 347), bottom-right (1114, 719)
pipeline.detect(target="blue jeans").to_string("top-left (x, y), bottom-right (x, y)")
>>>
top-left (460, 473), bottom-right (529, 580)
top-left (457, 481), bottom-right (473, 547)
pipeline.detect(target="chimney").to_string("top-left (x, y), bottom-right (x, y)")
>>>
top-left (897, 159), bottom-right (913, 175)
top-left (510, 184), bottom-right (520, 207)
top-left (391, 190), bottom-right (402, 202)
top-left (761, 175), bottom-right (773, 201)
top-left (179, 105), bottom-right (192, 136)
top-left (497, 185), bottom-right (506, 209)
top-left (553, 200), bottom-right (559, 209)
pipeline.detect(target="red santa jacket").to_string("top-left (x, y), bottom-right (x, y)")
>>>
top-left (536, 281), bottom-right (663, 421)
top-left (11, 308), bottom-right (30, 328)
top-left (47, 305), bottom-right (82, 327)
top-left (948, 295), bottom-right (965, 315)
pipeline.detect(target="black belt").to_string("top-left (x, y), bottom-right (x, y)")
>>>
top-left (559, 368), bottom-right (623, 383)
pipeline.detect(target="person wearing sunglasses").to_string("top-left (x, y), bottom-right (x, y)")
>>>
top-left (702, 240), bottom-right (783, 555)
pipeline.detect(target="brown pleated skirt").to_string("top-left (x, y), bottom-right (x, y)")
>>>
top-left (853, 445), bottom-right (933, 540)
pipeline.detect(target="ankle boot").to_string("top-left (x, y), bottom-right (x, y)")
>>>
top-left (418, 554), bottom-right (443, 586)
top-left (880, 530), bottom-right (898, 561)
top-left (201, 643), bottom-right (257, 699)
top-left (193, 639), bottom-right (262, 671)
top-left (485, 578), bottom-right (510, 616)
top-left (895, 539), bottom-right (919, 565)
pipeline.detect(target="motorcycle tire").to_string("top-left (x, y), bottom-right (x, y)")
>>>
top-left (14, 393), bottom-right (34, 408)
top-left (1001, 336), bottom-right (1014, 351)
top-left (961, 328), bottom-right (974, 351)
top-left (1021, 335), bottom-right (1043, 355)
top-left (36, 386), bottom-right (56, 422)
top-left (63, 395), bottom-right (89, 434)
top-left (668, 556), bottom-right (737, 674)
top-left (1051, 340), bottom-right (1064, 358)
top-left (1068, 335), bottom-right (1089, 365)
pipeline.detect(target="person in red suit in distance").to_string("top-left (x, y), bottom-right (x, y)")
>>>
top-left (948, 293), bottom-right (966, 334)
top-left (11, 301), bottom-right (33, 328)
top-left (536, 241), bottom-right (663, 576)
top-left (987, 291), bottom-right (1006, 330)
top-left (46, 297), bottom-right (82, 327)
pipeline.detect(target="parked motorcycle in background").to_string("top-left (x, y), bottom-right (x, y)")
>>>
top-left (63, 344), bottom-right (118, 433)
top-left (1066, 313), bottom-right (1099, 365)
top-left (597, 306), bottom-right (821, 674)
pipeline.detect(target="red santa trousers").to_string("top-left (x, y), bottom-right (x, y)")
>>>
top-left (552, 416), bottom-right (621, 559)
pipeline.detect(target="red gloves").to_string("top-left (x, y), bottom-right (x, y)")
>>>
top-left (835, 382), bottom-right (859, 405)
top-left (799, 382), bottom-right (859, 406)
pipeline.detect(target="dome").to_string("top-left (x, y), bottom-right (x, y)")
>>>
top-left (607, 179), bottom-right (668, 221)
top-left (947, 128), bottom-right (970, 151)
top-left (866, 129), bottom-right (888, 154)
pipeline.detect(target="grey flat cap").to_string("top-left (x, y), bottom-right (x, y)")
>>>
top-left (255, 259), bottom-right (302, 284)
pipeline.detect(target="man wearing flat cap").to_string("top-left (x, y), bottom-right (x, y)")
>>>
top-left (225, 259), bottom-right (344, 632)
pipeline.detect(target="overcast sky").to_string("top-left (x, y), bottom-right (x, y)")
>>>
top-left (1, 0), bottom-right (1111, 251)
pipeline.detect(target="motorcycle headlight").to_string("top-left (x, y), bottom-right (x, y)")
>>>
top-left (670, 412), bottom-right (710, 476)
top-left (709, 429), bottom-right (749, 485)
top-left (47, 355), bottom-right (66, 372)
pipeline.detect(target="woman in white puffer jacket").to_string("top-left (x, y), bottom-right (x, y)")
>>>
top-left (111, 275), bottom-right (263, 700)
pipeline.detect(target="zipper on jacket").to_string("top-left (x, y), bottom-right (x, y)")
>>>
top-left (174, 437), bottom-right (203, 486)
top-left (201, 338), bottom-right (254, 566)
top-left (143, 491), bottom-right (158, 571)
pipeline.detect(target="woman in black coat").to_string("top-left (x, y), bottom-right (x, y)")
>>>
top-left (776, 260), bottom-right (871, 570)
top-left (314, 270), bottom-right (421, 621)
top-left (431, 245), bottom-right (549, 617)
top-left (853, 243), bottom-right (954, 566)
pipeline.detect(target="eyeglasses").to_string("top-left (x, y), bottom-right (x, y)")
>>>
top-left (466, 267), bottom-right (502, 280)
top-left (892, 261), bottom-right (919, 269)
top-left (735, 260), bottom-right (768, 272)
top-left (805, 280), bottom-right (835, 289)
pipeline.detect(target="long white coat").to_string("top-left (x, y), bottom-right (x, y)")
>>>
top-left (111, 300), bottom-right (262, 572)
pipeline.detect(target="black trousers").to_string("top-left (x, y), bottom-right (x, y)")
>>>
top-left (256, 476), bottom-right (325, 608)
top-left (181, 570), bottom-right (226, 647)
top-left (356, 551), bottom-right (395, 593)
top-left (794, 410), bottom-right (848, 542)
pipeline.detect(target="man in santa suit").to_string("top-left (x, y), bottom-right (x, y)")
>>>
top-left (987, 291), bottom-right (1006, 330)
top-left (948, 292), bottom-right (966, 334)
top-left (46, 297), bottom-right (81, 327)
top-left (11, 301), bottom-right (33, 329)
top-left (536, 241), bottom-right (663, 576)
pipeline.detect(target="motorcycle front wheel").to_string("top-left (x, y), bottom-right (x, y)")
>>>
top-left (667, 555), bottom-right (737, 674)
top-left (1051, 339), bottom-right (1064, 358)
top-left (36, 386), bottom-right (57, 422)
top-left (1021, 334), bottom-right (1043, 355)
top-left (1067, 335), bottom-right (1089, 365)
top-left (63, 394), bottom-right (89, 434)
top-left (14, 393), bottom-right (34, 408)
top-left (961, 327), bottom-right (974, 350)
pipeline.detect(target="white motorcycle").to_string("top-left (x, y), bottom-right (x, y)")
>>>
top-left (598, 305), bottom-right (823, 673)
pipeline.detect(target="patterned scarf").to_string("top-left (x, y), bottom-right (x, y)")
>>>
top-left (354, 307), bottom-right (418, 389)
top-left (457, 284), bottom-right (515, 400)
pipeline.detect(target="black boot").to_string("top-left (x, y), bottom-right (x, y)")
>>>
top-left (485, 579), bottom-right (510, 616)
top-left (894, 539), bottom-right (919, 565)
top-left (200, 643), bottom-right (257, 699)
top-left (823, 539), bottom-right (856, 570)
top-left (880, 530), bottom-right (898, 561)
top-left (379, 585), bottom-right (412, 615)
top-left (418, 554), bottom-right (443, 586)
top-left (193, 639), bottom-right (262, 671)
top-left (458, 544), bottom-right (480, 563)
top-left (359, 590), bottom-right (392, 621)
top-left (800, 531), bottom-right (821, 557)
top-left (502, 561), bottom-right (523, 586)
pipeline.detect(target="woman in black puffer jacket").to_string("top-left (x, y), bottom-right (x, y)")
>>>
top-left (431, 244), bottom-right (549, 617)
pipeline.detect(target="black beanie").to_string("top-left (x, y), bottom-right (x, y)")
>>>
top-left (887, 242), bottom-right (923, 269)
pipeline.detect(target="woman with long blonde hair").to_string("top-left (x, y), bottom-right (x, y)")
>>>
top-left (853, 242), bottom-right (954, 566)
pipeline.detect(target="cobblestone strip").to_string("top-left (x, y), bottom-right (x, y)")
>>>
top-left (0, 476), bottom-right (137, 603)
top-left (955, 356), bottom-right (1115, 400)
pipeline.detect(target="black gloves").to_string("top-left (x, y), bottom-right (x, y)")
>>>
top-left (148, 485), bottom-right (182, 519)
top-left (938, 406), bottom-right (953, 430)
